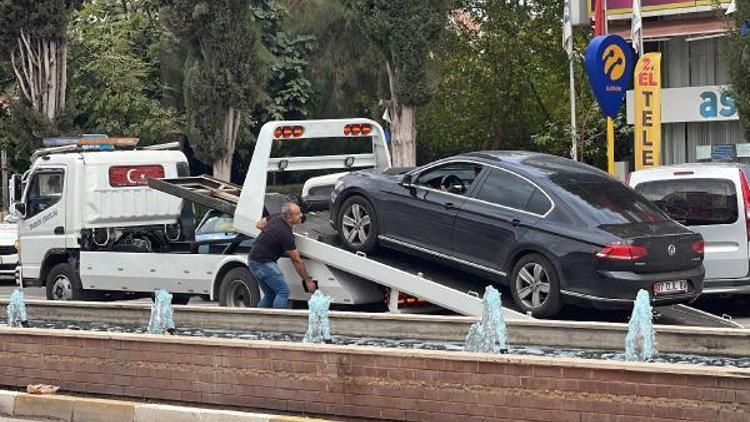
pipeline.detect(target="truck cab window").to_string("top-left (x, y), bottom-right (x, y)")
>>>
top-left (26, 171), bottom-right (64, 218)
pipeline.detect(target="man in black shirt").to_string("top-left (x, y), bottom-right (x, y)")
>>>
top-left (248, 202), bottom-right (317, 308)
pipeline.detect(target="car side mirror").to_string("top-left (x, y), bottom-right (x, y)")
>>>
top-left (13, 202), bottom-right (26, 218)
top-left (400, 174), bottom-right (413, 188)
top-left (10, 174), bottom-right (22, 201)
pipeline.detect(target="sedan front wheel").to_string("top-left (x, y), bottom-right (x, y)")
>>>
top-left (337, 195), bottom-right (379, 253)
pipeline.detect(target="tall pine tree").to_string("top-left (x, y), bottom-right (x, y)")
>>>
top-left (160, 0), bottom-right (268, 180)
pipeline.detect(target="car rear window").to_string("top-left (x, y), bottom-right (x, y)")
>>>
top-left (634, 179), bottom-right (738, 226)
top-left (555, 180), bottom-right (667, 225)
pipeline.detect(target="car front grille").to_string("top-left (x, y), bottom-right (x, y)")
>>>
top-left (0, 245), bottom-right (17, 255)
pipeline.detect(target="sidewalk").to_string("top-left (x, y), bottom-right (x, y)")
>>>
top-left (0, 390), bottom-right (331, 422)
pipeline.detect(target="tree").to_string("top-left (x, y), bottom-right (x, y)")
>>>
top-left (283, 0), bottom-right (383, 119)
top-left (729, 1), bottom-right (750, 139)
top-left (68, 0), bottom-right (177, 144)
top-left (160, 0), bottom-right (269, 180)
top-left (0, 0), bottom-right (83, 121)
top-left (345, 0), bottom-right (453, 166)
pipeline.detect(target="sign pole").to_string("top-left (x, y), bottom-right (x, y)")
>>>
top-left (607, 118), bottom-right (615, 174)
top-left (569, 60), bottom-right (578, 162)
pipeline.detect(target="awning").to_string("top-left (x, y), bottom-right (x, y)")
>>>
top-left (609, 16), bottom-right (728, 40)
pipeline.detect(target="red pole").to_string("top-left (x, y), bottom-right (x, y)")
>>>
top-left (594, 0), bottom-right (607, 36)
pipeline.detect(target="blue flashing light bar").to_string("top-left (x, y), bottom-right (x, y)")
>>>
top-left (42, 134), bottom-right (109, 147)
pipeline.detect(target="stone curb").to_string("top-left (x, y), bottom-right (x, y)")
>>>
top-left (0, 390), bottom-right (330, 422)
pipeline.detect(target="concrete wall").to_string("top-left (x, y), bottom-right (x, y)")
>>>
top-left (1, 328), bottom-right (748, 421)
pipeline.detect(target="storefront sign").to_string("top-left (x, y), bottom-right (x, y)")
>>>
top-left (584, 35), bottom-right (634, 118)
top-left (589, 0), bottom-right (732, 15)
top-left (634, 53), bottom-right (662, 170)
top-left (626, 85), bottom-right (738, 124)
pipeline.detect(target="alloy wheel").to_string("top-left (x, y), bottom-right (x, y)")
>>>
top-left (515, 263), bottom-right (550, 309)
top-left (342, 203), bottom-right (371, 246)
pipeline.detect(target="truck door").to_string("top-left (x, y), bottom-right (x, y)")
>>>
top-left (18, 167), bottom-right (67, 280)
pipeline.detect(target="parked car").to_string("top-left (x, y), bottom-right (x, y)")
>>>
top-left (629, 163), bottom-right (750, 295)
top-left (195, 209), bottom-right (254, 255)
top-left (330, 151), bottom-right (705, 317)
top-left (302, 172), bottom-right (349, 211)
top-left (0, 214), bottom-right (18, 279)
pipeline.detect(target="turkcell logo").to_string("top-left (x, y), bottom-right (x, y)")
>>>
top-left (584, 35), bottom-right (634, 118)
top-left (603, 45), bottom-right (626, 82)
top-left (700, 90), bottom-right (737, 119)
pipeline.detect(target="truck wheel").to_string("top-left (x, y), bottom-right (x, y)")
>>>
top-left (46, 263), bottom-right (86, 301)
top-left (509, 253), bottom-right (563, 318)
top-left (219, 267), bottom-right (260, 307)
top-left (337, 195), bottom-right (379, 253)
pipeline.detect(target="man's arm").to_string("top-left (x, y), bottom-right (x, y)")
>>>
top-left (255, 217), bottom-right (269, 231)
top-left (286, 249), bottom-right (317, 292)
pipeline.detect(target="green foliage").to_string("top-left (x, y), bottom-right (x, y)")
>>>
top-left (418, 0), bottom-right (629, 168)
top-left (282, 0), bottom-right (383, 119)
top-left (68, 0), bottom-right (177, 145)
top-left (729, 2), bottom-right (750, 139)
top-left (160, 0), bottom-right (269, 164)
top-left (0, 0), bottom-right (83, 44)
top-left (345, 0), bottom-right (453, 106)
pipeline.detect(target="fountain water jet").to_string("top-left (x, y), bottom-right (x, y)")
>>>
top-left (464, 286), bottom-right (507, 353)
top-left (304, 290), bottom-right (332, 344)
top-left (6, 289), bottom-right (28, 327)
top-left (625, 289), bottom-right (657, 361)
top-left (148, 290), bottom-right (176, 335)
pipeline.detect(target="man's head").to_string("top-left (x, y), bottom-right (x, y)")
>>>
top-left (281, 202), bottom-right (304, 226)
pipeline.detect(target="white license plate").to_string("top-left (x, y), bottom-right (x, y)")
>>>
top-left (653, 280), bottom-right (688, 295)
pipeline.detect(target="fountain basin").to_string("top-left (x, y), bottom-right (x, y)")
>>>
top-left (2, 300), bottom-right (749, 357)
top-left (0, 326), bottom-right (748, 422)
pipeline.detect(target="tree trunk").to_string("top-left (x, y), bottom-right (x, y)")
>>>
top-left (213, 107), bottom-right (240, 181)
top-left (385, 60), bottom-right (417, 167)
top-left (10, 30), bottom-right (67, 122)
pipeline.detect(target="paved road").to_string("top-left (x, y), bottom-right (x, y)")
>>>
top-left (1, 278), bottom-right (749, 327)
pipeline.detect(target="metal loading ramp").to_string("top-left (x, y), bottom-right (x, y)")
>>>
top-left (148, 176), bottom-right (530, 320)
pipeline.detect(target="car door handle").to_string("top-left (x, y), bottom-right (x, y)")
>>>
top-left (511, 219), bottom-right (522, 227)
top-left (54, 226), bottom-right (64, 235)
top-left (442, 202), bottom-right (456, 210)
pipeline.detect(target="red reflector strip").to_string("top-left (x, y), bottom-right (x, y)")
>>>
top-left (274, 126), bottom-right (305, 139)
top-left (343, 123), bottom-right (373, 137)
top-left (109, 165), bottom-right (165, 187)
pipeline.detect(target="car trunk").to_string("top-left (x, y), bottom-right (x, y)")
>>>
top-left (597, 221), bottom-right (703, 274)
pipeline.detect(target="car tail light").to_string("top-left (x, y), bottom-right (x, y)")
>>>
top-left (740, 169), bottom-right (750, 242)
top-left (596, 244), bottom-right (648, 260)
top-left (109, 165), bottom-right (164, 187)
top-left (691, 239), bottom-right (705, 254)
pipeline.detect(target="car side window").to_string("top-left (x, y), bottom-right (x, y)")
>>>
top-left (25, 170), bottom-right (64, 218)
top-left (475, 168), bottom-right (551, 215)
top-left (413, 162), bottom-right (484, 196)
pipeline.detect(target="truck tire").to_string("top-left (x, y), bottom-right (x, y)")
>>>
top-left (336, 195), bottom-right (379, 253)
top-left (46, 263), bottom-right (86, 301)
top-left (219, 267), bottom-right (260, 307)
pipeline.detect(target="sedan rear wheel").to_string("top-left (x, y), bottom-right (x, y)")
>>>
top-left (510, 254), bottom-right (562, 318)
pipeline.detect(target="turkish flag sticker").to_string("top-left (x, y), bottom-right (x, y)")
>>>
top-left (109, 165), bottom-right (165, 187)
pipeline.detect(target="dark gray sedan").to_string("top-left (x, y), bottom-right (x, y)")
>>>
top-left (330, 151), bottom-right (705, 318)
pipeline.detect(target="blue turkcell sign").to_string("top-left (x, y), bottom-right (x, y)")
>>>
top-left (584, 35), bottom-right (634, 118)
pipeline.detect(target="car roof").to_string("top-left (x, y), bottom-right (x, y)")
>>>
top-left (458, 150), bottom-right (611, 182)
top-left (631, 162), bottom-right (750, 174)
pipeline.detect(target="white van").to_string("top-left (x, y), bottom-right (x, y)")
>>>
top-left (629, 163), bottom-right (750, 294)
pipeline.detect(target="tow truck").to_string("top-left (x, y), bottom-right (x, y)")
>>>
top-left (11, 120), bottom-right (529, 319)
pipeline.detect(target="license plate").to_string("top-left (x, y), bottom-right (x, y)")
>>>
top-left (653, 280), bottom-right (688, 295)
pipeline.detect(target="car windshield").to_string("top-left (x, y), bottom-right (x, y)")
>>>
top-left (553, 179), bottom-right (668, 225)
top-left (196, 212), bottom-right (235, 234)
